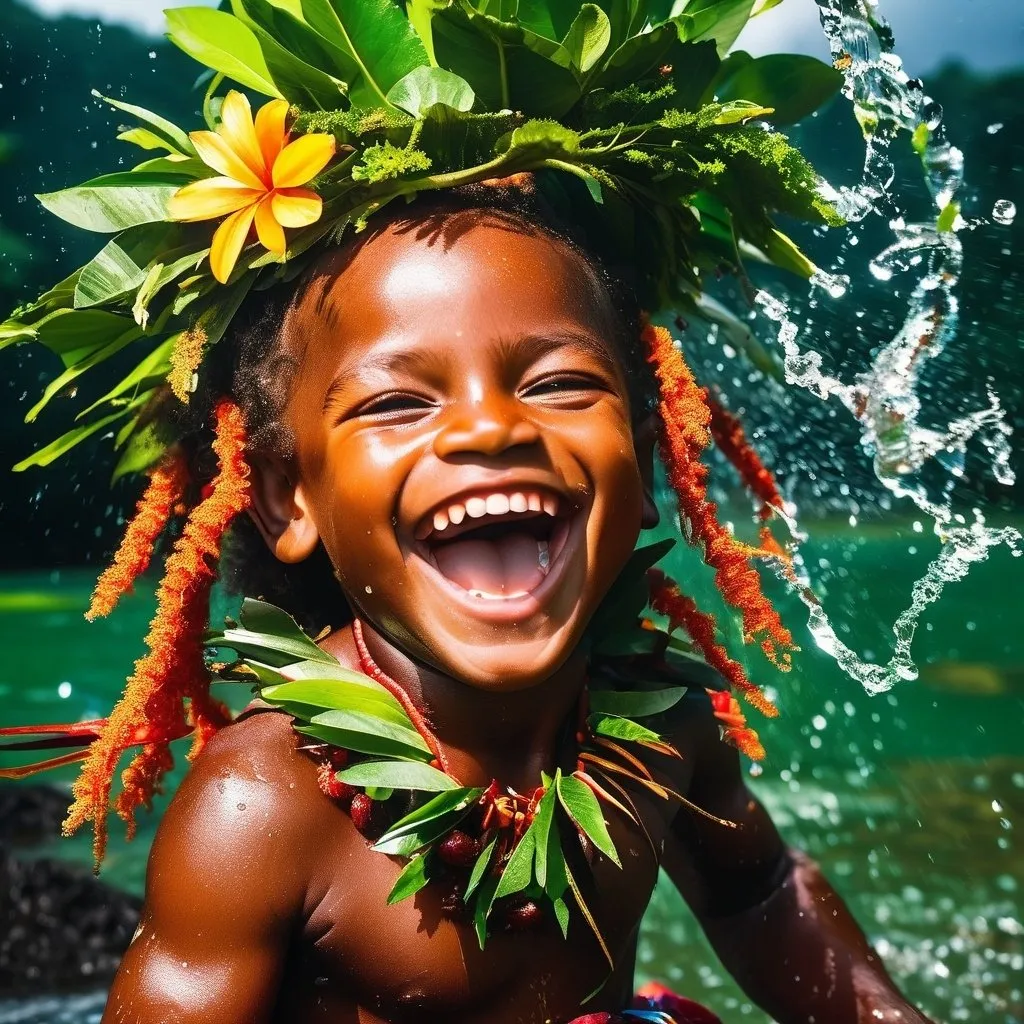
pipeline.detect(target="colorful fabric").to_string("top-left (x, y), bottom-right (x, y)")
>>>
top-left (567, 981), bottom-right (723, 1023)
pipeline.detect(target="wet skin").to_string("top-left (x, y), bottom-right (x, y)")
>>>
top-left (103, 209), bottom-right (935, 1024)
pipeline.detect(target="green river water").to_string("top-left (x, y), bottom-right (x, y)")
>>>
top-left (0, 521), bottom-right (1022, 1023)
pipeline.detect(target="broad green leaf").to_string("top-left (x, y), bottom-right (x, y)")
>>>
top-left (299, 0), bottom-right (430, 109)
top-left (13, 409), bottom-right (129, 472)
top-left (472, 871), bottom-right (500, 948)
top-left (239, 597), bottom-right (331, 653)
top-left (387, 66), bottom-right (475, 116)
top-left (297, 723), bottom-right (433, 761)
top-left (21, 308), bottom-right (135, 367)
top-left (166, 7), bottom-right (283, 97)
top-left (386, 853), bottom-right (432, 903)
top-left (531, 782), bottom-right (557, 887)
top-left (208, 627), bottom-right (336, 667)
top-left (311, 708), bottom-right (432, 755)
top-left (231, 0), bottom-right (348, 108)
top-left (407, 0), bottom-right (443, 63)
top-left (586, 537), bottom-right (674, 642)
top-left (261, 677), bottom-right (405, 714)
top-left (561, 4), bottom-right (611, 75)
top-left (365, 786), bottom-right (394, 800)
top-left (94, 91), bottom-right (195, 157)
top-left (492, 827), bottom-right (536, 900)
top-left (118, 128), bottom-right (180, 152)
top-left (337, 759), bottom-right (458, 791)
top-left (112, 419), bottom-right (173, 481)
top-left (37, 172), bottom-right (192, 234)
top-left (674, 0), bottom-right (755, 55)
top-left (556, 773), bottom-right (620, 866)
top-left (374, 786), bottom-right (482, 855)
top-left (25, 318), bottom-right (144, 422)
top-left (74, 223), bottom-right (199, 308)
top-left (751, 0), bottom-right (783, 14)
top-left (760, 226), bottom-right (816, 278)
top-left (501, 118), bottom-right (579, 159)
top-left (78, 336), bottom-right (175, 420)
top-left (588, 685), bottom-right (686, 717)
top-left (715, 53), bottom-right (842, 124)
top-left (595, 19), bottom-right (676, 90)
top-left (589, 713), bottom-right (663, 745)
top-left (714, 99), bottom-right (773, 124)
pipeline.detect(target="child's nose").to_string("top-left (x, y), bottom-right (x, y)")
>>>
top-left (433, 394), bottom-right (541, 459)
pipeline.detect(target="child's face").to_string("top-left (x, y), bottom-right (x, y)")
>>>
top-left (270, 210), bottom-right (648, 689)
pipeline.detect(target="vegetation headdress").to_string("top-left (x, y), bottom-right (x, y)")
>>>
top-left (2, 0), bottom-right (843, 874)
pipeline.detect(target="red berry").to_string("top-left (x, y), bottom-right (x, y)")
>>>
top-left (327, 747), bottom-right (349, 767)
top-left (438, 881), bottom-right (466, 919)
top-left (501, 898), bottom-right (544, 932)
top-left (317, 762), bottom-right (355, 804)
top-left (350, 792), bottom-right (374, 833)
top-left (437, 830), bottom-right (479, 868)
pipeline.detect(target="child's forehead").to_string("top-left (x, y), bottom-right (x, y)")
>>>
top-left (282, 212), bottom-right (619, 362)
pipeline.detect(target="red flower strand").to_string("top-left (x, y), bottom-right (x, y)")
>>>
top-left (648, 570), bottom-right (777, 729)
top-left (643, 323), bottom-right (796, 670)
top-left (64, 400), bottom-right (250, 864)
top-left (85, 453), bottom-right (189, 621)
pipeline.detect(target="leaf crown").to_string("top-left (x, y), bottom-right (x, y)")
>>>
top-left (2, 0), bottom-right (843, 477)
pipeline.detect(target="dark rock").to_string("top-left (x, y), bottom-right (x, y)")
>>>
top-left (0, 784), bottom-right (71, 848)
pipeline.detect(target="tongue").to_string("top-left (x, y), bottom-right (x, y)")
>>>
top-left (432, 531), bottom-right (546, 596)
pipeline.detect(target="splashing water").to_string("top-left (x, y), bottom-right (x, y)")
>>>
top-left (755, 0), bottom-right (1020, 694)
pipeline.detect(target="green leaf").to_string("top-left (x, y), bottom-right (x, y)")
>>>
top-left (230, 0), bottom-right (349, 108)
top-left (589, 713), bottom-right (664, 745)
top-left (387, 853), bottom-right (433, 903)
top-left (715, 53), bottom-right (842, 125)
top-left (208, 626), bottom-right (335, 667)
top-left (374, 787), bottom-right (483, 855)
top-left (239, 599), bottom-right (333, 654)
top-left (586, 537), bottom-right (674, 642)
top-left (464, 836), bottom-right (497, 901)
top-left (937, 201), bottom-right (959, 234)
top-left (336, 760), bottom-right (458, 791)
top-left (675, 0), bottom-right (756, 55)
top-left (166, 7), bottom-right (283, 97)
top-left (296, 723), bottom-right (431, 761)
top-left (310, 708), bottom-right (432, 755)
top-left (473, 871), bottom-right (500, 948)
top-left (94, 91), bottom-right (195, 157)
top-left (556, 773), bottom-right (620, 867)
top-left (531, 783), bottom-right (557, 887)
top-left (74, 223), bottom-right (196, 308)
top-left (365, 786), bottom-right (394, 800)
top-left (595, 19), bottom-right (676, 90)
top-left (501, 118), bottom-right (580, 159)
top-left (19, 307), bottom-right (133, 367)
top-left (111, 418), bottom-right (169, 481)
top-left (387, 66), bottom-right (476, 116)
top-left (589, 685), bottom-right (686, 717)
top-left (78, 336), bottom-right (175, 420)
top-left (714, 99), bottom-right (774, 124)
top-left (561, 4), bottom-right (611, 75)
top-left (261, 677), bottom-right (405, 713)
top-left (492, 827), bottom-right (536, 900)
top-left (13, 409), bottom-right (130, 472)
top-left (299, 0), bottom-right (430, 109)
top-left (37, 172), bottom-right (191, 234)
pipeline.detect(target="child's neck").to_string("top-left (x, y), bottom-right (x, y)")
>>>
top-left (337, 619), bottom-right (586, 793)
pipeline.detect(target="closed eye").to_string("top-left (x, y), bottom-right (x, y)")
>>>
top-left (351, 392), bottom-right (436, 420)
top-left (520, 373), bottom-right (613, 401)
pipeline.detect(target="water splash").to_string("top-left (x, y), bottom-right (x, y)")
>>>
top-left (755, 0), bottom-right (1020, 694)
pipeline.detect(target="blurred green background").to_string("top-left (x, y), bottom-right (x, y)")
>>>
top-left (0, 1), bottom-right (1021, 1022)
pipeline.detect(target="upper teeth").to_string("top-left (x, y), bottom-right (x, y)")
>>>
top-left (419, 490), bottom-right (559, 540)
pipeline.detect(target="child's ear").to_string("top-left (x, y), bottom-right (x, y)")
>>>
top-left (634, 413), bottom-right (661, 529)
top-left (246, 455), bottom-right (320, 564)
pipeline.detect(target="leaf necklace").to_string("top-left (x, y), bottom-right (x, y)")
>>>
top-left (208, 596), bottom-right (725, 962)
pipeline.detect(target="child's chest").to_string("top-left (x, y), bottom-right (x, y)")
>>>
top-left (279, 772), bottom-right (684, 1024)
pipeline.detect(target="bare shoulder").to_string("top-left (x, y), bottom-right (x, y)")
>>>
top-left (148, 711), bottom-right (332, 902)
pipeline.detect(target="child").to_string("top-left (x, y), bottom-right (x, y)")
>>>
top-left (1, 1), bottom-right (938, 1021)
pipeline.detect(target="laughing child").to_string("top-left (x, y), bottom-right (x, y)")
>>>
top-left (2, 1), bottom-right (938, 1022)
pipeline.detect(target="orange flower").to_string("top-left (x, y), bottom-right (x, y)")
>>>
top-left (169, 91), bottom-right (335, 284)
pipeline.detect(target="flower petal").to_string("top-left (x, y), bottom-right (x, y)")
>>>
top-left (210, 204), bottom-right (257, 284)
top-left (254, 98), bottom-right (290, 175)
top-left (168, 177), bottom-right (262, 222)
top-left (219, 90), bottom-right (268, 184)
top-left (272, 134), bottom-right (335, 189)
top-left (271, 187), bottom-right (323, 228)
top-left (254, 196), bottom-right (286, 257)
top-left (190, 131), bottom-right (266, 192)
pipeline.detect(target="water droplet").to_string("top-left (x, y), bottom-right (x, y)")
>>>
top-left (236, 802), bottom-right (246, 811)
top-left (992, 199), bottom-right (1016, 226)
top-left (57, 681), bottom-right (72, 699)
top-left (986, 122), bottom-right (1004, 134)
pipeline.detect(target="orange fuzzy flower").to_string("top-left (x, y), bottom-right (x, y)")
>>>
top-left (643, 323), bottom-right (796, 670)
top-left (64, 400), bottom-right (250, 864)
top-left (85, 453), bottom-right (189, 622)
top-left (707, 689), bottom-right (767, 761)
top-left (649, 570), bottom-right (777, 723)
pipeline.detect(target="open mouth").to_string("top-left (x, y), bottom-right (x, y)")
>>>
top-left (413, 489), bottom-right (575, 601)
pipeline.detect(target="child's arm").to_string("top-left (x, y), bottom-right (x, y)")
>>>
top-left (102, 714), bottom-right (312, 1024)
top-left (661, 701), bottom-right (936, 1024)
